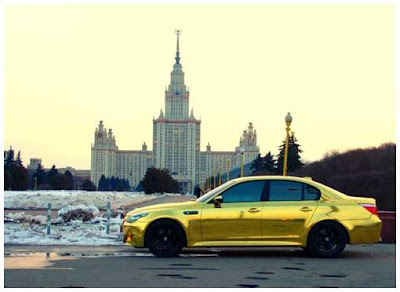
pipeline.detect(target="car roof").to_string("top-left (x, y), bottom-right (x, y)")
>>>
top-left (228, 175), bottom-right (347, 200)
top-left (230, 175), bottom-right (313, 183)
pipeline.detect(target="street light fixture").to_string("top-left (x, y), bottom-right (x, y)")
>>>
top-left (218, 164), bottom-right (222, 186)
top-left (283, 112), bottom-right (292, 176)
top-left (240, 147), bottom-right (245, 177)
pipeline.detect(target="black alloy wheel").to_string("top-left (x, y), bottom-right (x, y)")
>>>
top-left (307, 221), bottom-right (347, 258)
top-left (146, 220), bottom-right (185, 257)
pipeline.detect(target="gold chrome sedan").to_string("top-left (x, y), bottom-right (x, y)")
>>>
top-left (122, 176), bottom-right (382, 257)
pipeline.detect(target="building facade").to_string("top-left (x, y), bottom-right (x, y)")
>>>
top-left (91, 31), bottom-right (259, 192)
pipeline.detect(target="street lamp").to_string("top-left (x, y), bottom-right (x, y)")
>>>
top-left (218, 164), bottom-right (222, 186)
top-left (283, 112), bottom-right (293, 176)
top-left (240, 147), bottom-right (245, 177)
top-left (226, 160), bottom-right (230, 181)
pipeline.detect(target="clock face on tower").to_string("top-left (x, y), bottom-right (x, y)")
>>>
top-left (97, 133), bottom-right (103, 141)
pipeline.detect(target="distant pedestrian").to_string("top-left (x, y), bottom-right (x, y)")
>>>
top-left (193, 184), bottom-right (204, 198)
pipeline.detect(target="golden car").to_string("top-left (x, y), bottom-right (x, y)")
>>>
top-left (122, 176), bottom-right (382, 257)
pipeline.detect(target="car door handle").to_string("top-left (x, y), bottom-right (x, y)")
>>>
top-left (300, 207), bottom-right (313, 212)
top-left (247, 208), bottom-right (260, 213)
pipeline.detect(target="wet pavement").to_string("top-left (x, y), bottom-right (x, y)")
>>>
top-left (4, 244), bottom-right (396, 288)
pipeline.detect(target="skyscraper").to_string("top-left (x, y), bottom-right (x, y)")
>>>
top-left (91, 31), bottom-right (259, 193)
top-left (152, 30), bottom-right (201, 193)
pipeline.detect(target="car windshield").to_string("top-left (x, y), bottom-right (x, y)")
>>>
top-left (196, 180), bottom-right (235, 203)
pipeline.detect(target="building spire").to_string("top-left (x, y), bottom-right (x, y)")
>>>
top-left (175, 29), bottom-right (181, 64)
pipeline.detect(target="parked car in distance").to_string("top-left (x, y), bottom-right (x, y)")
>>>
top-left (122, 176), bottom-right (382, 257)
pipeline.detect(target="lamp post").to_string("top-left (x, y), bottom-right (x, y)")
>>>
top-left (226, 160), bottom-right (230, 181)
top-left (218, 165), bottom-right (222, 186)
top-left (213, 169), bottom-right (217, 189)
top-left (283, 112), bottom-right (293, 176)
top-left (240, 147), bottom-right (245, 177)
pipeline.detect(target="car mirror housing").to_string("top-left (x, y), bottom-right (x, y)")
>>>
top-left (214, 195), bottom-right (223, 208)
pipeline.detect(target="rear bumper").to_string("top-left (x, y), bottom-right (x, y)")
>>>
top-left (343, 215), bottom-right (382, 245)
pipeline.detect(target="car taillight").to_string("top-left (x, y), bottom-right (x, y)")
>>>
top-left (360, 204), bottom-right (378, 215)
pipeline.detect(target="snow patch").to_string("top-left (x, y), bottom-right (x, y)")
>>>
top-left (4, 190), bottom-right (170, 209)
top-left (5, 212), bottom-right (47, 225)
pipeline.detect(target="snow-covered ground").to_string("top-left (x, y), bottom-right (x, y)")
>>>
top-left (4, 190), bottom-right (183, 209)
top-left (4, 190), bottom-right (193, 246)
top-left (5, 222), bottom-right (123, 246)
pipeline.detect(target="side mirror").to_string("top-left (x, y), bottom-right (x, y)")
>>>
top-left (213, 195), bottom-right (223, 208)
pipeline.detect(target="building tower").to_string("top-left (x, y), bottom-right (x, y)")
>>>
top-left (91, 120), bottom-right (118, 187)
top-left (152, 30), bottom-right (201, 193)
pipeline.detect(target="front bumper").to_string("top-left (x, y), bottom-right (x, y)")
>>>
top-left (121, 221), bottom-right (148, 247)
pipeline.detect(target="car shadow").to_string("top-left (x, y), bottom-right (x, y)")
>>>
top-left (179, 247), bottom-right (375, 259)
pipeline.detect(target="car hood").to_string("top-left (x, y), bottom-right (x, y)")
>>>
top-left (126, 200), bottom-right (199, 216)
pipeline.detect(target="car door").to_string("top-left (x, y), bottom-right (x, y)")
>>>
top-left (201, 180), bottom-right (267, 242)
top-left (261, 180), bottom-right (320, 242)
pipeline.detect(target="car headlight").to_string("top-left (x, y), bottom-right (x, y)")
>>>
top-left (126, 212), bottom-right (149, 223)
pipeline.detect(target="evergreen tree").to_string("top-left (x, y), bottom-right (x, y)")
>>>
top-left (64, 170), bottom-right (74, 190)
top-left (4, 148), bottom-right (14, 190)
top-left (4, 149), bottom-right (28, 190)
top-left (277, 133), bottom-right (304, 174)
top-left (142, 167), bottom-right (180, 194)
top-left (47, 165), bottom-right (58, 182)
top-left (110, 176), bottom-right (117, 191)
top-left (4, 169), bottom-right (12, 190)
top-left (263, 151), bottom-right (277, 173)
top-left (81, 179), bottom-right (96, 191)
top-left (105, 177), bottom-right (111, 191)
top-left (251, 154), bottom-right (265, 174)
top-left (98, 175), bottom-right (107, 191)
top-left (4, 147), bottom-right (15, 168)
top-left (114, 178), bottom-right (125, 191)
top-left (122, 179), bottom-right (130, 191)
top-left (50, 173), bottom-right (67, 190)
top-left (12, 151), bottom-right (28, 190)
top-left (33, 164), bottom-right (46, 189)
top-left (136, 180), bottom-right (143, 192)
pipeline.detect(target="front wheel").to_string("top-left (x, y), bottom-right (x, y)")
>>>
top-left (307, 221), bottom-right (347, 258)
top-left (146, 220), bottom-right (185, 257)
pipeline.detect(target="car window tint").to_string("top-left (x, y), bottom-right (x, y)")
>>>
top-left (303, 184), bottom-right (321, 200)
top-left (221, 181), bottom-right (265, 203)
top-left (269, 181), bottom-right (302, 201)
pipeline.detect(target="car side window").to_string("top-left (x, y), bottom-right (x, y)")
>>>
top-left (269, 181), bottom-right (302, 201)
top-left (269, 181), bottom-right (321, 201)
top-left (303, 184), bottom-right (321, 200)
top-left (219, 181), bottom-right (266, 203)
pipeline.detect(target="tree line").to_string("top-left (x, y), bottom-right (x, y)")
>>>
top-left (4, 148), bottom-right (97, 191)
top-left (250, 133), bottom-right (304, 175)
top-left (98, 175), bottom-right (131, 192)
top-left (4, 148), bottom-right (28, 190)
top-left (294, 143), bottom-right (396, 211)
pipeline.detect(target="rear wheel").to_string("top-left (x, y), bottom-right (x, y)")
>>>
top-left (146, 220), bottom-right (185, 257)
top-left (307, 221), bottom-right (347, 258)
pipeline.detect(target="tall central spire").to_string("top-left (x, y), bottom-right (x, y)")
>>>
top-left (167, 29), bottom-right (187, 95)
top-left (175, 29), bottom-right (181, 64)
top-left (165, 29), bottom-right (189, 119)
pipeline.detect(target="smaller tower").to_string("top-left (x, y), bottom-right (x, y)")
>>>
top-left (236, 122), bottom-right (259, 152)
top-left (91, 121), bottom-right (118, 188)
top-left (142, 142), bottom-right (148, 152)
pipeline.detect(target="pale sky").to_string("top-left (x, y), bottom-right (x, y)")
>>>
top-left (4, 4), bottom-right (396, 170)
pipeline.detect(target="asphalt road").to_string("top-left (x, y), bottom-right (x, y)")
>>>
top-left (4, 244), bottom-right (396, 288)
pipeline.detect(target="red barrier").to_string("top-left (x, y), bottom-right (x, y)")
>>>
top-left (378, 211), bottom-right (396, 243)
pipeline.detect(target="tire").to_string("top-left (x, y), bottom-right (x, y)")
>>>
top-left (145, 220), bottom-right (185, 257)
top-left (307, 221), bottom-right (347, 258)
